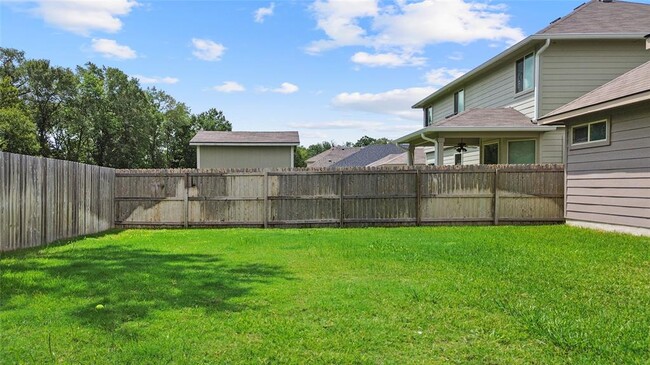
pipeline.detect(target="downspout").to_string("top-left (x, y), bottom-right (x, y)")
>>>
top-left (420, 133), bottom-right (438, 166)
top-left (533, 38), bottom-right (551, 122)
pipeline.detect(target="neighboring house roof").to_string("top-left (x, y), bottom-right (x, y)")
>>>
top-left (395, 108), bottom-right (557, 144)
top-left (367, 147), bottom-right (428, 167)
top-left (190, 131), bottom-right (300, 146)
top-left (541, 59), bottom-right (650, 124)
top-left (412, 0), bottom-right (650, 109)
top-left (331, 144), bottom-right (406, 167)
top-left (306, 146), bottom-right (362, 167)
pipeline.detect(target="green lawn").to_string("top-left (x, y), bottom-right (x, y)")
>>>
top-left (1, 226), bottom-right (649, 364)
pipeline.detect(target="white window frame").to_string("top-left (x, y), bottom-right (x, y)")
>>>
top-left (454, 89), bottom-right (465, 114)
top-left (507, 139), bottom-right (537, 164)
top-left (515, 53), bottom-right (535, 95)
top-left (570, 119), bottom-right (610, 150)
top-left (482, 141), bottom-right (499, 165)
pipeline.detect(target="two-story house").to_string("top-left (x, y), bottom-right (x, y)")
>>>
top-left (395, 0), bottom-right (650, 166)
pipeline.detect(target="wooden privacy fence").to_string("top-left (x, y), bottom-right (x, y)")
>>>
top-left (0, 152), bottom-right (115, 252)
top-left (114, 164), bottom-right (565, 228)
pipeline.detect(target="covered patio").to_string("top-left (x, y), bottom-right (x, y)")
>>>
top-left (395, 108), bottom-right (561, 166)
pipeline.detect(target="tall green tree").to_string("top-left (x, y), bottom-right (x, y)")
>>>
top-left (0, 77), bottom-right (38, 154)
top-left (22, 59), bottom-right (76, 156)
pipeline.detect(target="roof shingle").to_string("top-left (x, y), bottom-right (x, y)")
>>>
top-left (190, 131), bottom-right (300, 145)
top-left (433, 108), bottom-right (534, 128)
top-left (537, 0), bottom-right (650, 35)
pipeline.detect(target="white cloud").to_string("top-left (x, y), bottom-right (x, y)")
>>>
top-left (133, 75), bottom-right (179, 84)
top-left (212, 81), bottom-right (246, 93)
top-left (254, 3), bottom-right (275, 23)
top-left (260, 82), bottom-right (299, 94)
top-left (308, 0), bottom-right (525, 66)
top-left (33, 0), bottom-right (138, 35)
top-left (424, 67), bottom-right (467, 87)
top-left (91, 38), bottom-right (136, 59)
top-left (191, 38), bottom-right (226, 61)
top-left (331, 87), bottom-right (436, 120)
top-left (351, 51), bottom-right (425, 67)
top-left (306, 0), bottom-right (378, 54)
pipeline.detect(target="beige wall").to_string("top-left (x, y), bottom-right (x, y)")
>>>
top-left (428, 45), bottom-right (539, 123)
top-left (197, 145), bottom-right (294, 169)
top-left (564, 104), bottom-right (650, 231)
top-left (540, 39), bottom-right (649, 116)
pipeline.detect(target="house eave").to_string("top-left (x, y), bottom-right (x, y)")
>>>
top-left (540, 90), bottom-right (650, 125)
top-left (412, 33), bottom-right (647, 109)
top-left (395, 125), bottom-right (558, 144)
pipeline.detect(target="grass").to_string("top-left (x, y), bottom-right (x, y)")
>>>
top-left (0, 226), bottom-right (649, 364)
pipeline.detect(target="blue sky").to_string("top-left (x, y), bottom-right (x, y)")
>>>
top-left (1, 0), bottom-right (595, 146)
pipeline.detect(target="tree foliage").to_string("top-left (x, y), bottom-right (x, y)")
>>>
top-left (0, 48), bottom-right (232, 168)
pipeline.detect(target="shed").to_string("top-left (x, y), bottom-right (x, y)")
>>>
top-left (540, 59), bottom-right (650, 236)
top-left (190, 131), bottom-right (300, 169)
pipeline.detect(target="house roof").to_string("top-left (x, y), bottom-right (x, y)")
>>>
top-left (434, 108), bottom-right (535, 128)
top-left (306, 146), bottom-right (362, 167)
top-left (538, 0), bottom-right (650, 35)
top-left (395, 108), bottom-right (557, 144)
top-left (367, 147), bottom-right (429, 167)
top-left (540, 59), bottom-right (650, 124)
top-left (412, 0), bottom-right (650, 109)
top-left (331, 144), bottom-right (406, 167)
top-left (190, 131), bottom-right (300, 146)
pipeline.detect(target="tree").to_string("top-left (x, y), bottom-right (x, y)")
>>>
top-left (22, 59), bottom-right (76, 156)
top-left (0, 77), bottom-right (38, 154)
top-left (294, 146), bottom-right (308, 168)
top-left (353, 135), bottom-right (391, 147)
top-left (306, 141), bottom-right (333, 158)
top-left (192, 108), bottom-right (232, 131)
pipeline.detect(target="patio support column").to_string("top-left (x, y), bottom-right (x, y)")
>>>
top-left (436, 137), bottom-right (445, 166)
top-left (408, 144), bottom-right (415, 166)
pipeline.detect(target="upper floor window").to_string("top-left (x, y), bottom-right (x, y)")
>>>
top-left (571, 119), bottom-right (609, 146)
top-left (515, 53), bottom-right (534, 93)
top-left (424, 106), bottom-right (434, 126)
top-left (454, 90), bottom-right (465, 114)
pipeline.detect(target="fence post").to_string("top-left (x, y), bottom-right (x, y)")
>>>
top-left (493, 168), bottom-right (499, 225)
top-left (41, 157), bottom-right (48, 245)
top-left (415, 169), bottom-right (421, 226)
top-left (339, 171), bottom-right (344, 228)
top-left (263, 171), bottom-right (269, 229)
top-left (184, 172), bottom-right (189, 228)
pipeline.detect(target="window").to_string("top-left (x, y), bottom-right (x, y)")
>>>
top-left (483, 143), bottom-right (499, 164)
top-left (508, 140), bottom-right (536, 164)
top-left (454, 153), bottom-right (462, 165)
top-left (571, 120), bottom-right (608, 146)
top-left (424, 106), bottom-right (434, 126)
top-left (515, 53), bottom-right (534, 93)
top-left (454, 90), bottom-right (465, 114)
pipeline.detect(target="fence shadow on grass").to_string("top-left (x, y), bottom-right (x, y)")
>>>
top-left (0, 243), bottom-right (294, 332)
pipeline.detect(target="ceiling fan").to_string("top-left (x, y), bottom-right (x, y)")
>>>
top-left (455, 141), bottom-right (467, 153)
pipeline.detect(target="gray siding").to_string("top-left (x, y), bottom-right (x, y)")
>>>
top-left (565, 105), bottom-right (650, 230)
top-left (540, 128), bottom-right (565, 163)
top-left (430, 47), bottom-right (537, 122)
top-left (540, 39), bottom-right (650, 116)
top-left (198, 146), bottom-right (293, 169)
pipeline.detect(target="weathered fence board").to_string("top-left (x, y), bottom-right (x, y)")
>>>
top-left (0, 152), bottom-right (115, 252)
top-left (115, 165), bottom-right (564, 228)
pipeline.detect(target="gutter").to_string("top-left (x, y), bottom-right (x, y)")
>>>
top-left (533, 38), bottom-right (551, 121)
top-left (420, 133), bottom-right (439, 166)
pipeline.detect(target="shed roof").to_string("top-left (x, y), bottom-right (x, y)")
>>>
top-left (540, 60), bottom-right (650, 123)
top-left (190, 131), bottom-right (300, 145)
